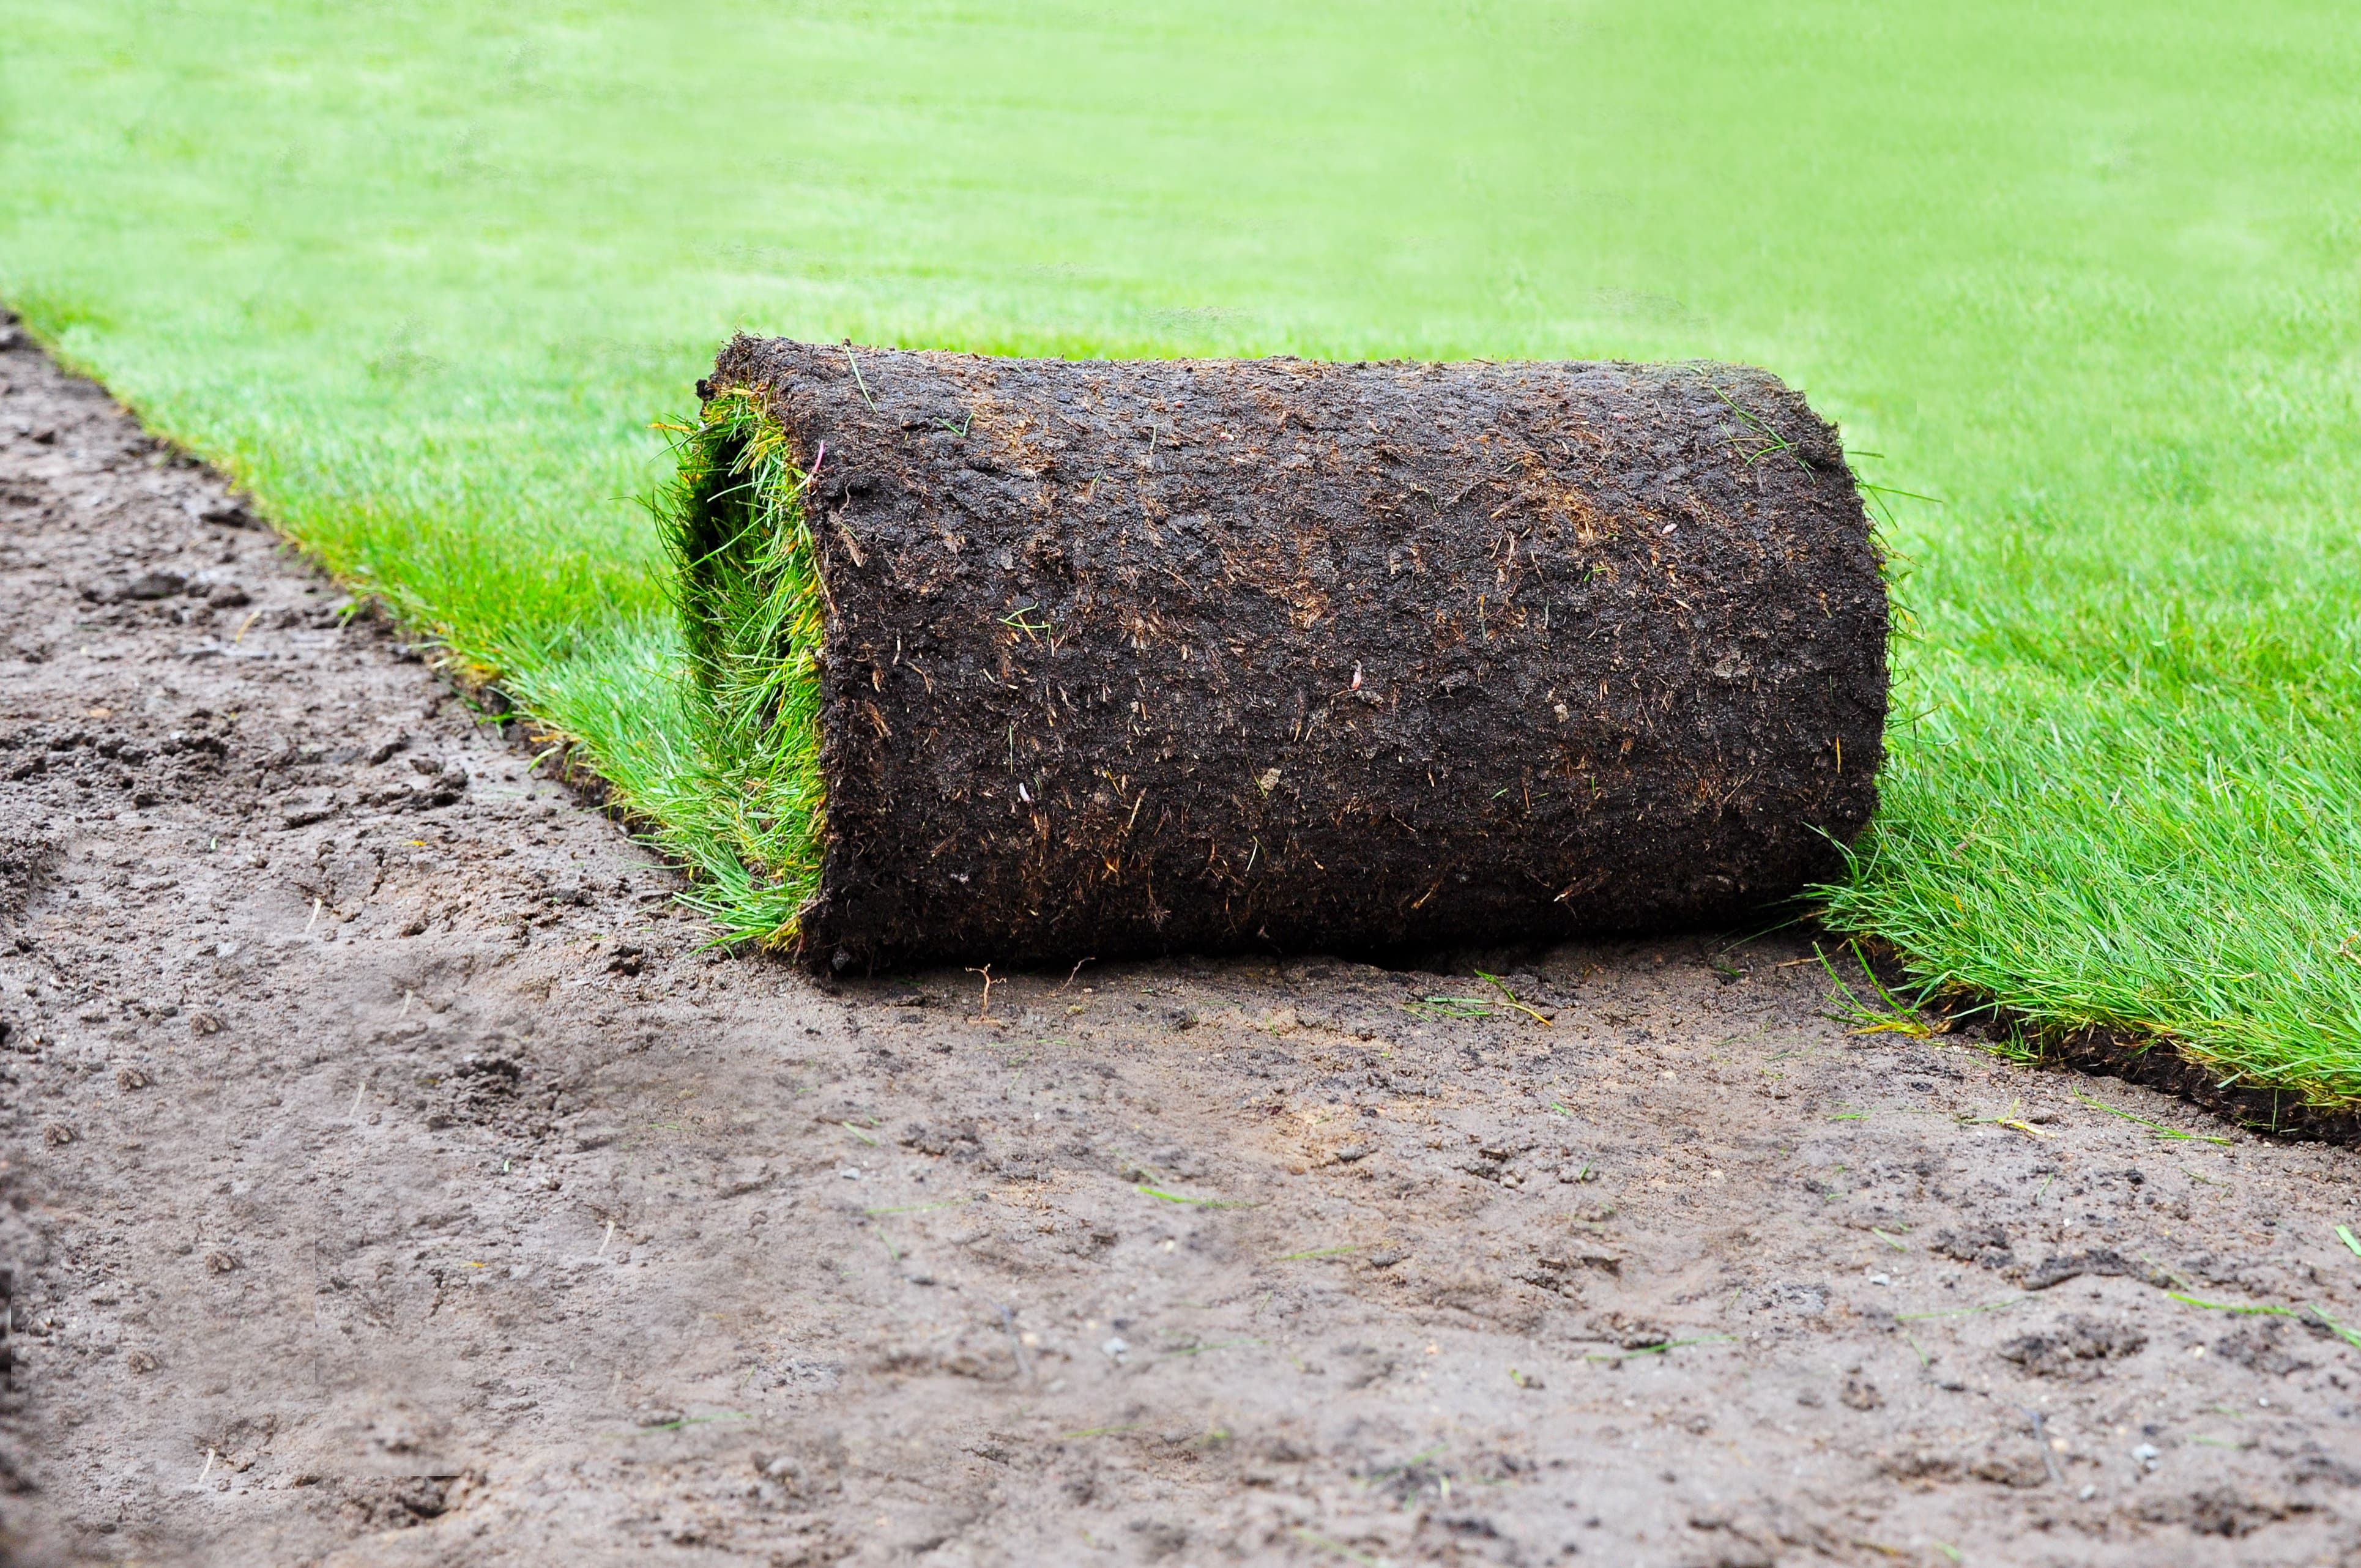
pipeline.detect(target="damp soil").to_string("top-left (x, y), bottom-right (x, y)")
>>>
top-left (4, 330), bottom-right (2361, 1567)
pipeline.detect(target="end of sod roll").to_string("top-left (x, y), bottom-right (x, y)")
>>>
top-left (660, 338), bottom-right (1888, 972)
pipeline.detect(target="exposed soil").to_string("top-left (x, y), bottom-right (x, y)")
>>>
top-left (4, 329), bottom-right (2361, 1567)
top-left (696, 340), bottom-right (1884, 970)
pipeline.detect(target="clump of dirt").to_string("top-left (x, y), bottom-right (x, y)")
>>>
top-left (1997, 1316), bottom-right (2149, 1379)
top-left (5, 327), bottom-right (2361, 1565)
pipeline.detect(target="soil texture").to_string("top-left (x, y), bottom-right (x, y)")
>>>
top-left (696, 340), bottom-right (1886, 969)
top-left (6, 331), bottom-right (2361, 1567)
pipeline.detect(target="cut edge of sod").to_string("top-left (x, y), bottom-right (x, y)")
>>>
top-left (1811, 833), bottom-right (2361, 1123)
top-left (647, 385), bottom-right (826, 946)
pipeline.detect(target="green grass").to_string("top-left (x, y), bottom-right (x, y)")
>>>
top-left (2, 1), bottom-right (2356, 1098)
top-left (653, 387), bottom-right (827, 942)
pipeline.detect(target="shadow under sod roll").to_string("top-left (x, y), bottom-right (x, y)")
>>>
top-left (667, 338), bottom-right (1888, 972)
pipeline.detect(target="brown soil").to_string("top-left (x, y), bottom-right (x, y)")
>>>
top-left (696, 340), bottom-right (1884, 970)
top-left (4, 332), bottom-right (2361, 1567)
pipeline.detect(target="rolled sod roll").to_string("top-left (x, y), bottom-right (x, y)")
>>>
top-left (672, 336), bottom-right (1887, 971)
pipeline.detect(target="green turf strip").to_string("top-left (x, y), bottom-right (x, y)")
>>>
top-left (1, 0), bottom-right (2355, 1097)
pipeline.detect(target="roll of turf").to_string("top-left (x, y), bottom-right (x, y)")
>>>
top-left (666, 336), bottom-right (1887, 971)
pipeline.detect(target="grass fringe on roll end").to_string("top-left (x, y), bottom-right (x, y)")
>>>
top-left (648, 386), bottom-right (828, 946)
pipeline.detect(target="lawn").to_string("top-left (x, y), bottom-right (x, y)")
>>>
top-left (3, 1), bottom-right (2355, 1099)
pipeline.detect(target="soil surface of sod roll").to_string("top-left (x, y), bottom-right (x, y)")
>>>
top-left (675, 337), bottom-right (1888, 971)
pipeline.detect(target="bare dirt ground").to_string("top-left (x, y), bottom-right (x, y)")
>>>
top-left (4, 324), bottom-right (2361, 1568)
